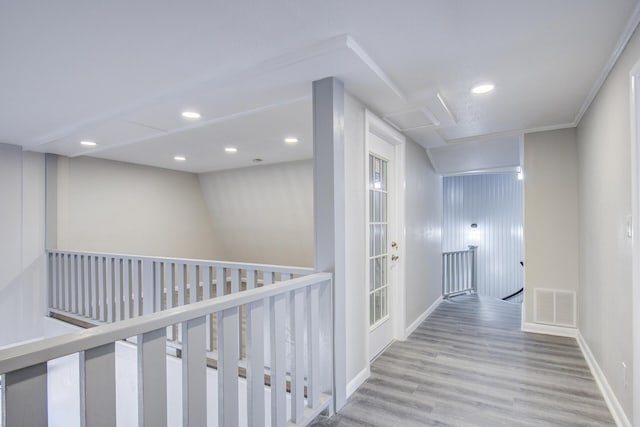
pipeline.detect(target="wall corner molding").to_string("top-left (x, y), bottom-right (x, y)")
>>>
top-left (404, 296), bottom-right (443, 339)
top-left (577, 331), bottom-right (632, 427)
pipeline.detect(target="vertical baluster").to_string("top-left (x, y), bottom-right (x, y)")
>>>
top-left (154, 262), bottom-right (163, 313)
top-left (63, 254), bottom-right (71, 312)
top-left (58, 253), bottom-right (65, 311)
top-left (230, 268), bottom-right (241, 357)
top-left (218, 306), bottom-right (240, 427)
top-left (246, 281), bottom-right (264, 427)
top-left (138, 328), bottom-right (168, 427)
top-left (202, 266), bottom-right (212, 351)
top-left (290, 288), bottom-right (305, 423)
top-left (92, 256), bottom-right (99, 320)
top-left (78, 256), bottom-right (85, 316)
top-left (441, 254), bottom-right (446, 296)
top-left (132, 259), bottom-right (141, 317)
top-left (189, 264), bottom-right (198, 304)
top-left (80, 343), bottom-right (116, 427)
top-left (262, 271), bottom-right (273, 366)
top-left (98, 257), bottom-right (106, 322)
top-left (307, 284), bottom-right (321, 408)
top-left (4, 363), bottom-right (48, 426)
top-left (448, 254), bottom-right (454, 294)
top-left (178, 264), bottom-right (186, 307)
top-left (182, 317), bottom-right (207, 427)
top-left (113, 258), bottom-right (122, 321)
top-left (123, 259), bottom-right (131, 320)
top-left (270, 293), bottom-right (287, 427)
top-left (106, 257), bottom-right (114, 322)
top-left (70, 254), bottom-right (77, 314)
top-left (142, 259), bottom-right (155, 315)
top-left (51, 253), bottom-right (58, 309)
top-left (165, 263), bottom-right (175, 341)
top-left (216, 267), bottom-right (226, 297)
top-left (84, 255), bottom-right (91, 317)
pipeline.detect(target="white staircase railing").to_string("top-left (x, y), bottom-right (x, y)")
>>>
top-left (442, 245), bottom-right (477, 298)
top-left (47, 250), bottom-right (314, 356)
top-left (1, 272), bottom-right (333, 426)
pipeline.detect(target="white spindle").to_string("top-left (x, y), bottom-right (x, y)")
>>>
top-left (4, 363), bottom-right (48, 426)
top-left (178, 264), bottom-right (186, 306)
top-left (137, 328), bottom-right (168, 427)
top-left (307, 284), bottom-right (320, 408)
top-left (83, 256), bottom-right (91, 317)
top-left (142, 259), bottom-right (155, 315)
top-left (114, 259), bottom-right (123, 321)
top-left (189, 264), bottom-right (198, 304)
top-left (182, 317), bottom-right (207, 427)
top-left (98, 257), bottom-right (106, 322)
top-left (63, 254), bottom-right (70, 311)
top-left (92, 257), bottom-right (99, 320)
top-left (290, 288), bottom-right (305, 422)
top-left (202, 266), bottom-right (212, 351)
top-left (51, 253), bottom-right (58, 309)
top-left (270, 293), bottom-right (287, 427)
top-left (165, 263), bottom-right (175, 341)
top-left (154, 262), bottom-right (163, 313)
top-left (105, 257), bottom-right (113, 322)
top-left (80, 343), bottom-right (116, 427)
top-left (216, 267), bottom-right (226, 297)
top-left (246, 297), bottom-right (265, 427)
top-left (123, 259), bottom-right (131, 320)
top-left (70, 254), bottom-right (77, 314)
top-left (133, 259), bottom-right (141, 317)
top-left (218, 307), bottom-right (240, 427)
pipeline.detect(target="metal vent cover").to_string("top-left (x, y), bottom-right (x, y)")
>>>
top-left (534, 288), bottom-right (576, 327)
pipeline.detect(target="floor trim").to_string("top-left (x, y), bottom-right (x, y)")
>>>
top-left (346, 366), bottom-right (370, 398)
top-left (577, 332), bottom-right (632, 427)
top-left (404, 296), bottom-right (443, 339)
top-left (521, 322), bottom-right (578, 338)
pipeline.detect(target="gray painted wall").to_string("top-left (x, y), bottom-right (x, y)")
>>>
top-left (0, 144), bottom-right (46, 347)
top-left (404, 140), bottom-right (442, 327)
top-left (443, 174), bottom-right (523, 299)
top-left (576, 24), bottom-right (640, 420)
top-left (523, 129), bottom-right (579, 325)
top-left (55, 156), bottom-right (219, 259)
top-left (198, 160), bottom-right (314, 267)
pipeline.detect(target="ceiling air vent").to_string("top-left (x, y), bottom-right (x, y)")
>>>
top-left (384, 108), bottom-right (439, 131)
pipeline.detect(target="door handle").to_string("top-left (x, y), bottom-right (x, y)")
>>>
top-left (391, 255), bottom-right (399, 261)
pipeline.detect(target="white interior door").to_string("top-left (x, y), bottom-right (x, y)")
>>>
top-left (368, 133), bottom-right (397, 360)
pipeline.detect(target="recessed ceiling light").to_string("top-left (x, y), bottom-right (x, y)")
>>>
top-left (284, 137), bottom-right (298, 144)
top-left (225, 147), bottom-right (238, 153)
top-left (181, 111), bottom-right (201, 119)
top-left (80, 140), bottom-right (97, 147)
top-left (174, 155), bottom-right (186, 162)
top-left (471, 83), bottom-right (495, 95)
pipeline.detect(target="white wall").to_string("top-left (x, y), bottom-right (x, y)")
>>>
top-left (55, 156), bottom-right (219, 259)
top-left (404, 140), bottom-right (442, 328)
top-left (443, 174), bottom-right (523, 299)
top-left (0, 144), bottom-right (47, 346)
top-left (198, 160), bottom-right (313, 267)
top-left (523, 128), bottom-right (579, 324)
top-left (576, 25), bottom-right (640, 421)
top-left (343, 94), bottom-right (368, 386)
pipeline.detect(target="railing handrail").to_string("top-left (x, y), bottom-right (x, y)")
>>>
top-left (442, 246), bottom-right (477, 256)
top-left (0, 272), bottom-right (331, 375)
top-left (46, 249), bottom-right (315, 276)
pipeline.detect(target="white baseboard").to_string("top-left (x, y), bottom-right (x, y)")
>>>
top-left (346, 366), bottom-right (370, 398)
top-left (404, 296), bottom-right (443, 339)
top-left (521, 322), bottom-right (578, 338)
top-left (577, 332), bottom-right (631, 427)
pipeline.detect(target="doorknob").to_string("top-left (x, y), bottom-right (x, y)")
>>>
top-left (391, 241), bottom-right (398, 249)
top-left (392, 255), bottom-right (399, 261)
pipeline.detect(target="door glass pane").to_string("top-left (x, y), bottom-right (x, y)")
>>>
top-left (370, 293), bottom-right (375, 325)
top-left (374, 290), bottom-right (382, 323)
top-left (369, 260), bottom-right (375, 291)
top-left (374, 258), bottom-right (382, 289)
top-left (382, 288), bottom-right (387, 318)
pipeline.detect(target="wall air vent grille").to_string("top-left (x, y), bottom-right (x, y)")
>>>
top-left (534, 289), bottom-right (576, 327)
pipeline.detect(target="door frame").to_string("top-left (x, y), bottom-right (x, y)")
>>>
top-left (629, 62), bottom-right (640, 425)
top-left (364, 110), bottom-right (406, 361)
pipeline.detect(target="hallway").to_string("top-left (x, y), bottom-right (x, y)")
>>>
top-left (312, 295), bottom-right (614, 426)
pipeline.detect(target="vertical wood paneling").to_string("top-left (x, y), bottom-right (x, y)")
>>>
top-left (443, 174), bottom-right (523, 299)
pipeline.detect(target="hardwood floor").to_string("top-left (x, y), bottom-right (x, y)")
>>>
top-left (311, 295), bottom-right (614, 427)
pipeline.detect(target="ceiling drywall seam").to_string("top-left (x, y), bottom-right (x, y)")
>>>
top-left (29, 34), bottom-right (352, 148)
top-left (573, 1), bottom-right (640, 126)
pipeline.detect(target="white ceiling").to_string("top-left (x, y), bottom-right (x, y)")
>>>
top-left (1, 1), bottom-right (638, 173)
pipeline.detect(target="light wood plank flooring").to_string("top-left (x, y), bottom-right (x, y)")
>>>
top-left (311, 295), bottom-right (614, 427)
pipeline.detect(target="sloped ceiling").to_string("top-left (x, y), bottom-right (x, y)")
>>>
top-left (1, 1), bottom-right (638, 173)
